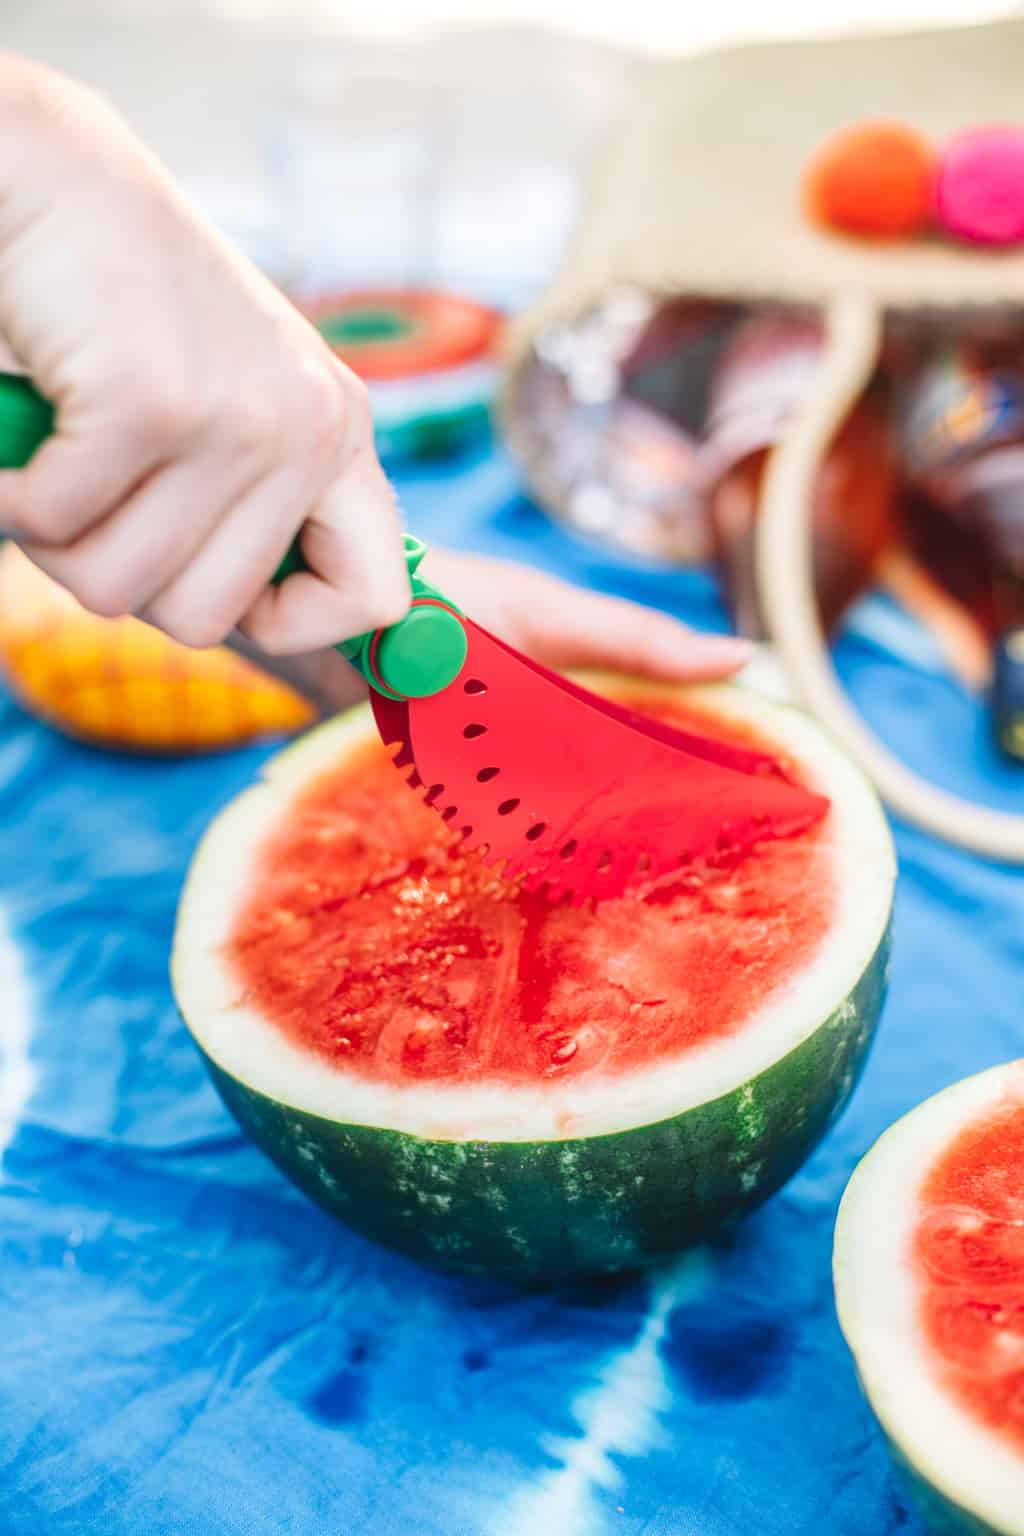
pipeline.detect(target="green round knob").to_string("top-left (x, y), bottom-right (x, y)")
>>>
top-left (375, 602), bottom-right (467, 699)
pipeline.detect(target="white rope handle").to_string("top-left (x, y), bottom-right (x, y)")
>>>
top-left (757, 291), bottom-right (1024, 863)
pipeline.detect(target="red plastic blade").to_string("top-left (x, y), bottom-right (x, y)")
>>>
top-left (371, 620), bottom-right (829, 902)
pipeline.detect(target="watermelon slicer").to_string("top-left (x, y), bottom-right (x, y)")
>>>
top-left (0, 370), bottom-right (829, 901)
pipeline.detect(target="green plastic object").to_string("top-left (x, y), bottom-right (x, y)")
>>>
top-left (0, 370), bottom-right (466, 701)
top-left (0, 373), bottom-right (55, 470)
top-left (272, 533), bottom-right (467, 701)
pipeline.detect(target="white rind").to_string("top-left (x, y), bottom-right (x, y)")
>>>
top-left (835, 1061), bottom-right (1024, 1536)
top-left (172, 678), bottom-right (895, 1143)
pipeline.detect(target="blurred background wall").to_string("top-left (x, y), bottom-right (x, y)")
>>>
top-left (6, 2), bottom-right (1018, 311)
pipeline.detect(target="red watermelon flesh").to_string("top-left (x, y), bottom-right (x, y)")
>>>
top-left (915, 1096), bottom-right (1024, 1457)
top-left (226, 693), bottom-right (834, 1088)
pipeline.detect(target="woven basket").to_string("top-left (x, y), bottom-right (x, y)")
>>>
top-left (502, 17), bottom-right (1024, 861)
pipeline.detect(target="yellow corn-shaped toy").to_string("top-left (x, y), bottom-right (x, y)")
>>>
top-left (0, 544), bottom-right (315, 753)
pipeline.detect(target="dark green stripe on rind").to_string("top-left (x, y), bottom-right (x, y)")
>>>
top-left (198, 920), bottom-right (891, 1282)
top-left (202, 921), bottom-right (891, 1279)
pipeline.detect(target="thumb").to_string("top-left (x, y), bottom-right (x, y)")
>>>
top-left (420, 550), bottom-right (751, 682)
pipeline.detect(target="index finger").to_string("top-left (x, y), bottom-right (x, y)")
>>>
top-left (241, 447), bottom-right (411, 656)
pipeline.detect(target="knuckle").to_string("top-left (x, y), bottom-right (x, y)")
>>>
top-left (0, 56), bottom-right (69, 130)
top-left (72, 564), bottom-right (134, 620)
top-left (228, 393), bottom-right (282, 464)
top-left (8, 464), bottom-right (111, 546)
top-left (295, 367), bottom-right (351, 474)
top-left (6, 489), bottom-right (54, 544)
top-left (4, 474), bottom-right (98, 546)
top-left (128, 379), bottom-right (202, 457)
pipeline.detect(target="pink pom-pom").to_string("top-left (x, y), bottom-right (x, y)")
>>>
top-left (935, 127), bottom-right (1024, 247)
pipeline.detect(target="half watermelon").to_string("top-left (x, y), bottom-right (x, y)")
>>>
top-left (835, 1060), bottom-right (1024, 1536)
top-left (172, 677), bottom-right (894, 1279)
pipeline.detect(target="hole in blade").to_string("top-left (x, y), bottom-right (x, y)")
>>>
top-left (525, 822), bottom-right (547, 842)
top-left (476, 766), bottom-right (500, 783)
top-left (498, 798), bottom-right (520, 816)
top-left (463, 723), bottom-right (487, 739)
top-left (425, 784), bottom-right (444, 806)
top-left (560, 839), bottom-right (578, 860)
top-left (464, 678), bottom-right (487, 695)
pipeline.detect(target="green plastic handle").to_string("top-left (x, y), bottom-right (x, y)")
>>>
top-left (0, 370), bottom-right (467, 700)
top-left (272, 530), bottom-right (467, 701)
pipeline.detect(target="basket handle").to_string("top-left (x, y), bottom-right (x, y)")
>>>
top-left (757, 292), bottom-right (1024, 864)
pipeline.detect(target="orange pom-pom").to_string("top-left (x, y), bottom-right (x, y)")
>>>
top-left (803, 120), bottom-right (935, 239)
top-left (0, 544), bottom-right (315, 754)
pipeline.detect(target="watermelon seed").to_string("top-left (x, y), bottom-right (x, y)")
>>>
top-left (636, 852), bottom-right (651, 872)
top-left (477, 766), bottom-right (500, 783)
top-left (425, 784), bottom-right (444, 806)
top-left (498, 798), bottom-right (520, 816)
top-left (464, 678), bottom-right (487, 695)
top-left (560, 839), bottom-right (578, 860)
top-left (442, 806), bottom-right (458, 822)
top-left (463, 723), bottom-right (487, 738)
top-left (525, 823), bottom-right (547, 842)
top-left (597, 851), bottom-right (612, 872)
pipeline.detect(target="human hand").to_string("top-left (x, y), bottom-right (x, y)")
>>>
top-left (230, 548), bottom-right (752, 713)
top-left (0, 55), bottom-right (408, 653)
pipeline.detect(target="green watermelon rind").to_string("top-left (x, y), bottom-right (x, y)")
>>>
top-left (175, 679), bottom-right (894, 1280)
top-left (190, 918), bottom-right (889, 1280)
top-left (884, 1435), bottom-right (1008, 1536)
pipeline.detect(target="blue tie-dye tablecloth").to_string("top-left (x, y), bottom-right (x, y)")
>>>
top-left (1, 437), bottom-right (1021, 1536)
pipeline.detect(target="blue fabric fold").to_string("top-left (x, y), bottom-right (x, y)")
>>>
top-left (1, 436), bottom-right (1021, 1536)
